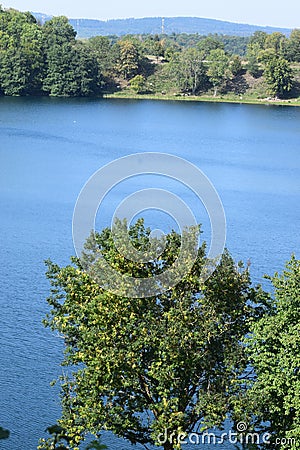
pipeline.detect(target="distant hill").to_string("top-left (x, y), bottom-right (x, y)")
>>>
top-left (33, 14), bottom-right (292, 38)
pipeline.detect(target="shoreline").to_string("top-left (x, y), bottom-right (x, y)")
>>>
top-left (0, 93), bottom-right (299, 107)
top-left (104, 92), bottom-right (300, 107)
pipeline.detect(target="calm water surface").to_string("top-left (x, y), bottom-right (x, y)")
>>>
top-left (0, 97), bottom-right (299, 449)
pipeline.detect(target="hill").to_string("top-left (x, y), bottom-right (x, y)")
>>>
top-left (32, 14), bottom-right (292, 38)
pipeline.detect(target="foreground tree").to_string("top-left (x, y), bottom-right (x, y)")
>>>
top-left (38, 424), bottom-right (107, 450)
top-left (245, 256), bottom-right (300, 449)
top-left (42, 219), bottom-right (266, 450)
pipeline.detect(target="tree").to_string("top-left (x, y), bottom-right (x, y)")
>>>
top-left (43, 41), bottom-right (100, 97)
top-left (0, 8), bottom-right (44, 95)
top-left (42, 43), bottom-right (78, 96)
top-left (130, 74), bottom-right (145, 93)
top-left (42, 16), bottom-right (102, 97)
top-left (230, 55), bottom-right (243, 76)
top-left (42, 16), bottom-right (76, 49)
top-left (286, 29), bottom-right (300, 62)
top-left (248, 31), bottom-right (268, 50)
top-left (206, 48), bottom-right (231, 97)
top-left (19, 23), bottom-right (45, 94)
top-left (38, 424), bottom-right (107, 450)
top-left (42, 16), bottom-right (99, 97)
top-left (263, 55), bottom-right (293, 98)
top-left (264, 32), bottom-right (287, 55)
top-left (246, 42), bottom-right (262, 78)
top-left (73, 41), bottom-right (102, 96)
top-left (143, 35), bottom-right (165, 59)
top-left (170, 47), bottom-right (207, 94)
top-left (197, 35), bottom-right (224, 57)
top-left (42, 219), bottom-right (265, 450)
top-left (88, 36), bottom-right (113, 75)
top-left (245, 256), bottom-right (300, 449)
top-left (114, 39), bottom-right (140, 80)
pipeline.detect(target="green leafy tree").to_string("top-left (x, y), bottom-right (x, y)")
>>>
top-left (286, 29), bottom-right (300, 62)
top-left (42, 16), bottom-right (76, 49)
top-left (221, 35), bottom-right (249, 56)
top-left (43, 41), bottom-right (100, 97)
top-left (73, 41), bottom-right (102, 96)
top-left (246, 42), bottom-right (262, 77)
top-left (114, 39), bottom-right (140, 80)
top-left (19, 23), bottom-right (45, 94)
top-left (248, 31), bottom-right (268, 50)
top-left (88, 36), bottom-right (113, 75)
top-left (42, 43), bottom-right (78, 96)
top-left (42, 16), bottom-right (100, 97)
top-left (170, 47), bottom-right (207, 94)
top-left (0, 8), bottom-right (44, 95)
top-left (245, 256), bottom-right (300, 449)
top-left (230, 55), bottom-right (243, 76)
top-left (264, 32), bottom-right (287, 55)
top-left (38, 424), bottom-right (72, 449)
top-left (143, 35), bottom-right (165, 59)
top-left (257, 47), bottom-right (278, 65)
top-left (197, 35), bottom-right (224, 57)
top-left (42, 219), bottom-right (265, 450)
top-left (163, 44), bottom-right (178, 62)
top-left (206, 48), bottom-right (231, 96)
top-left (130, 74), bottom-right (145, 93)
top-left (42, 16), bottom-right (101, 97)
top-left (38, 424), bottom-right (107, 449)
top-left (263, 55), bottom-right (293, 98)
top-left (0, 47), bottom-right (29, 95)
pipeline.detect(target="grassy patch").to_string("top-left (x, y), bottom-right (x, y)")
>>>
top-left (104, 90), bottom-right (300, 107)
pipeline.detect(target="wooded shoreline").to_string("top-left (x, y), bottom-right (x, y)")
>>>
top-left (1, 7), bottom-right (300, 102)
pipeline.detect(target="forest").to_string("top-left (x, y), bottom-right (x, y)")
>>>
top-left (0, 7), bottom-right (300, 100)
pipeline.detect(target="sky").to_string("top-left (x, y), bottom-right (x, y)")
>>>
top-left (2, 0), bottom-right (300, 29)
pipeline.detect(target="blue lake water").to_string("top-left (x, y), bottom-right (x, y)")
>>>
top-left (0, 97), bottom-right (300, 449)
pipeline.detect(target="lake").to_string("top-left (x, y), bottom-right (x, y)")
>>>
top-left (0, 97), bottom-right (299, 449)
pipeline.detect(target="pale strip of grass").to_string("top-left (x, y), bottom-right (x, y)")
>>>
top-left (104, 91), bottom-right (300, 107)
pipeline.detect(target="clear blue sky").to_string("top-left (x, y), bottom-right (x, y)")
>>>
top-left (2, 0), bottom-right (300, 28)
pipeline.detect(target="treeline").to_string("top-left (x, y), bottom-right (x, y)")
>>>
top-left (1, 7), bottom-right (300, 98)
